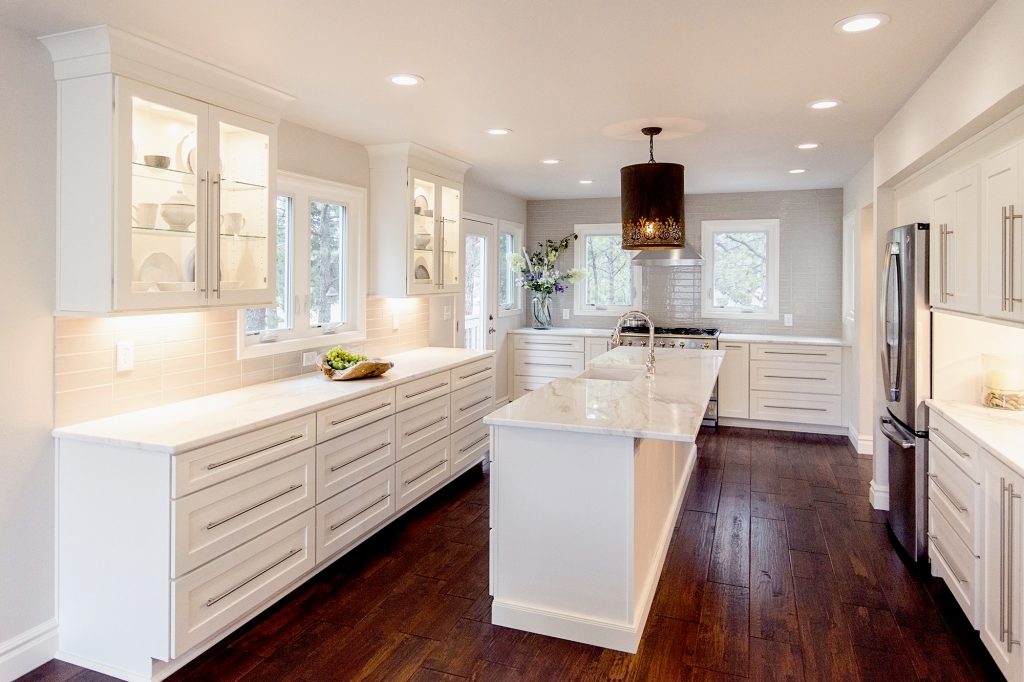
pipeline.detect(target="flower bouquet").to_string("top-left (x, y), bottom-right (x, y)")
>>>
top-left (508, 234), bottom-right (585, 329)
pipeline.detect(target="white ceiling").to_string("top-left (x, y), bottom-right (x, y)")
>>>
top-left (1, 0), bottom-right (994, 199)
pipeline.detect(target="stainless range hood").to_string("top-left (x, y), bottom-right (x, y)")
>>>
top-left (630, 244), bottom-right (704, 266)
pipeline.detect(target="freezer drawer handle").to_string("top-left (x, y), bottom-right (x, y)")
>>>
top-left (330, 402), bottom-right (391, 426)
top-left (205, 484), bottom-right (303, 530)
top-left (404, 382), bottom-right (449, 399)
top-left (928, 534), bottom-right (968, 584)
top-left (329, 494), bottom-right (390, 532)
top-left (404, 415), bottom-right (448, 437)
top-left (405, 459), bottom-right (448, 486)
top-left (879, 417), bottom-right (914, 449)
top-left (329, 443), bottom-right (390, 472)
top-left (206, 434), bottom-right (303, 470)
top-left (459, 434), bottom-right (490, 453)
top-left (928, 474), bottom-right (967, 513)
top-left (458, 396), bottom-right (493, 412)
top-left (928, 427), bottom-right (970, 459)
top-left (204, 547), bottom-right (302, 608)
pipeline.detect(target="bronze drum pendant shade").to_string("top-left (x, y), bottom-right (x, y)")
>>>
top-left (620, 127), bottom-right (685, 250)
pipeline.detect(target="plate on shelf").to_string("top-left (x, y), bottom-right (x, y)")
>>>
top-left (414, 255), bottom-right (431, 280)
top-left (175, 131), bottom-right (197, 173)
top-left (183, 248), bottom-right (195, 282)
top-left (413, 194), bottom-right (429, 215)
top-left (138, 252), bottom-right (178, 283)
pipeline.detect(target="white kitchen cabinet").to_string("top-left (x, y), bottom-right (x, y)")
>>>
top-left (747, 343), bottom-right (842, 427)
top-left (367, 144), bottom-right (470, 297)
top-left (930, 166), bottom-right (981, 314)
top-left (512, 333), bottom-right (588, 398)
top-left (982, 145), bottom-right (1024, 321)
top-left (42, 27), bottom-right (285, 314)
top-left (584, 337), bottom-right (612, 363)
top-left (718, 342), bottom-right (749, 419)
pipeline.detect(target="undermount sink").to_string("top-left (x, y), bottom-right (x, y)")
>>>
top-left (579, 366), bottom-right (645, 382)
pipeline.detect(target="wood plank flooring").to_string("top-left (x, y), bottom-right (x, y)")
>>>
top-left (20, 427), bottom-right (1002, 681)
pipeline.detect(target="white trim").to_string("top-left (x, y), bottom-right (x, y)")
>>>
top-left (572, 223), bottom-right (642, 317)
top-left (497, 220), bottom-right (525, 318)
top-left (847, 425), bottom-right (874, 455)
top-left (869, 481), bottom-right (890, 511)
top-left (0, 619), bottom-right (58, 681)
top-left (700, 218), bottom-right (781, 321)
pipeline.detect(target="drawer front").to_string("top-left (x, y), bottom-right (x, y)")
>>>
top-left (396, 394), bottom-right (451, 460)
top-left (750, 343), bottom-right (842, 364)
top-left (451, 357), bottom-right (495, 391)
top-left (173, 414), bottom-right (316, 498)
top-left (451, 380), bottom-right (494, 433)
top-left (750, 360), bottom-right (842, 396)
top-left (317, 388), bottom-right (396, 444)
top-left (928, 502), bottom-right (980, 626)
top-left (928, 440), bottom-right (981, 550)
top-left (396, 371), bottom-right (452, 411)
top-left (396, 437), bottom-right (451, 510)
top-left (514, 350), bottom-right (584, 378)
top-left (172, 449), bottom-right (315, 577)
top-left (171, 508), bottom-right (315, 656)
top-left (316, 416), bottom-right (396, 503)
top-left (451, 420), bottom-right (489, 476)
top-left (513, 334), bottom-right (584, 353)
top-left (513, 375), bottom-right (553, 398)
top-left (928, 411), bottom-right (978, 479)
top-left (316, 466), bottom-right (395, 564)
top-left (749, 391), bottom-right (842, 426)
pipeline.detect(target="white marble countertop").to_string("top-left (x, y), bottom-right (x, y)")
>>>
top-left (718, 333), bottom-right (848, 346)
top-left (484, 346), bottom-right (723, 443)
top-left (927, 399), bottom-right (1024, 472)
top-left (54, 347), bottom-right (493, 454)
top-left (508, 327), bottom-right (612, 338)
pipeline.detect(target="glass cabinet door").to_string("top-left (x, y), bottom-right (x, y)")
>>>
top-left (440, 184), bottom-right (461, 290)
top-left (410, 174), bottom-right (438, 292)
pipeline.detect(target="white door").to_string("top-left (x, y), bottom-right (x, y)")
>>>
top-left (459, 215), bottom-right (496, 350)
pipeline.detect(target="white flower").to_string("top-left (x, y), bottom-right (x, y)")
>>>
top-left (567, 268), bottom-right (586, 283)
top-left (508, 253), bottom-right (526, 270)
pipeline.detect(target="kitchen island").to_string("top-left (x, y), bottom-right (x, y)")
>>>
top-left (483, 345), bottom-right (723, 652)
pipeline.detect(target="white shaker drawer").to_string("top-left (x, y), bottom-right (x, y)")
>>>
top-left (316, 416), bottom-right (396, 503)
top-left (396, 394), bottom-right (450, 460)
top-left (451, 380), bottom-right (494, 433)
top-left (514, 350), bottom-right (584, 378)
top-left (171, 449), bottom-right (315, 578)
top-left (750, 344), bottom-right (841, 364)
top-left (316, 466), bottom-right (395, 564)
top-left (396, 437), bottom-right (451, 510)
top-left (451, 420), bottom-right (489, 477)
top-left (749, 391), bottom-right (842, 426)
top-left (172, 414), bottom-right (316, 498)
top-left (513, 334), bottom-right (584, 353)
top-left (317, 388), bottom-right (396, 444)
top-left (749, 360), bottom-right (842, 396)
top-left (451, 357), bottom-right (495, 391)
top-left (396, 371), bottom-right (452, 411)
top-left (928, 502), bottom-right (981, 627)
top-left (171, 508), bottom-right (315, 656)
top-left (513, 375), bottom-right (553, 398)
top-left (928, 411), bottom-right (978, 479)
top-left (928, 440), bottom-right (981, 551)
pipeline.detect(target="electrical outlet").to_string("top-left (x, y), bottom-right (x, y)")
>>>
top-left (443, 305), bottom-right (452, 321)
top-left (301, 351), bottom-right (317, 367)
top-left (784, 313), bottom-right (793, 327)
top-left (115, 340), bottom-right (134, 372)
top-left (562, 308), bottom-right (570, 320)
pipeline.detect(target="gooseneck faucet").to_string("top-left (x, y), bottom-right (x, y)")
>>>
top-left (612, 310), bottom-right (656, 376)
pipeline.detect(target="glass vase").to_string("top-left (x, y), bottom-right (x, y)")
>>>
top-left (532, 294), bottom-right (553, 329)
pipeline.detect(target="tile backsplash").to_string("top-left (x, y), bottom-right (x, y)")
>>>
top-left (54, 297), bottom-right (430, 426)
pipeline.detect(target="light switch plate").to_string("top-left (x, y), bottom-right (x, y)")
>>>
top-left (443, 305), bottom-right (452, 321)
top-left (562, 308), bottom-right (570, 320)
top-left (784, 313), bottom-right (793, 327)
top-left (115, 340), bottom-right (134, 372)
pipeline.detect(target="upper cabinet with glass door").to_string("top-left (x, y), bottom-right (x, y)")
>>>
top-left (41, 25), bottom-right (291, 314)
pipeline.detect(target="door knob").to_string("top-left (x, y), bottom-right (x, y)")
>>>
top-left (487, 328), bottom-right (496, 334)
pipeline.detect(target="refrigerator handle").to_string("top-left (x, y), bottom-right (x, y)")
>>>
top-left (880, 242), bottom-right (903, 402)
top-left (880, 416), bottom-right (914, 449)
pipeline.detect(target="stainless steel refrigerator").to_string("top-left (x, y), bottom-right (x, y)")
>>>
top-left (880, 222), bottom-right (931, 561)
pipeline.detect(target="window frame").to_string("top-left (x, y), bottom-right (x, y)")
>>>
top-left (572, 223), bottom-right (642, 317)
top-left (497, 219), bottom-right (524, 318)
top-left (700, 218), bottom-right (780, 321)
top-left (238, 171), bottom-right (367, 359)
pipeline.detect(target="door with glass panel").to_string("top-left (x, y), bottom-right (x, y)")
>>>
top-left (459, 215), bottom-right (496, 350)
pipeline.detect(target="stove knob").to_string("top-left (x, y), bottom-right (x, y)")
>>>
top-left (703, 341), bottom-right (711, 350)
top-left (659, 341), bottom-right (666, 348)
top-left (639, 341), bottom-right (647, 347)
top-left (669, 341), bottom-right (676, 348)
top-left (626, 340), bottom-right (633, 346)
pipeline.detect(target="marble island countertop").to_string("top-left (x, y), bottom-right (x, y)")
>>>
top-left (484, 346), bottom-right (723, 442)
top-left (509, 326), bottom-right (846, 346)
top-left (54, 347), bottom-right (492, 454)
top-left (927, 399), bottom-right (1024, 471)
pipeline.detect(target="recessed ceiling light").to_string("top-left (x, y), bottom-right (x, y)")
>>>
top-left (808, 99), bottom-right (841, 110)
top-left (579, 179), bottom-right (593, 184)
top-left (797, 143), bottom-right (820, 150)
top-left (486, 128), bottom-right (511, 136)
top-left (789, 169), bottom-right (807, 174)
top-left (834, 13), bottom-right (890, 33)
top-left (389, 73), bottom-right (423, 86)
top-left (542, 159), bottom-right (560, 165)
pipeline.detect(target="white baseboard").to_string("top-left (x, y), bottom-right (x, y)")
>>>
top-left (0, 618), bottom-right (58, 681)
top-left (718, 417), bottom-right (847, 437)
top-left (869, 481), bottom-right (890, 511)
top-left (847, 425), bottom-right (874, 455)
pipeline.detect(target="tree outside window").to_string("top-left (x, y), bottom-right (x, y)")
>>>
top-left (701, 219), bottom-right (780, 320)
top-left (572, 223), bottom-right (641, 316)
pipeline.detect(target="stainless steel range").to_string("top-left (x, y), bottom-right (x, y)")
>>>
top-left (611, 325), bottom-right (721, 427)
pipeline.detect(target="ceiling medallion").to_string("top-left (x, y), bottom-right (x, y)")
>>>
top-left (620, 127), bottom-right (686, 250)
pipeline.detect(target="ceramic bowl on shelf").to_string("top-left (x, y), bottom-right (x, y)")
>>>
top-left (414, 233), bottom-right (432, 250)
top-left (160, 191), bottom-right (196, 230)
top-left (143, 155), bottom-right (170, 169)
top-left (155, 281), bottom-right (190, 292)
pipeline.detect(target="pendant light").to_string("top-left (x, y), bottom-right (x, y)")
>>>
top-left (620, 127), bottom-right (685, 250)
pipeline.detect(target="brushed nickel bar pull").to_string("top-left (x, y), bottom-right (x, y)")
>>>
top-left (459, 434), bottom-right (489, 453)
top-left (1012, 207), bottom-right (1023, 307)
top-left (928, 473), bottom-right (967, 513)
top-left (405, 459), bottom-right (447, 485)
top-left (928, 427), bottom-right (970, 459)
top-left (945, 225), bottom-right (955, 299)
top-left (458, 396), bottom-right (493, 412)
top-left (206, 434), bottom-right (303, 470)
top-left (764, 405), bottom-right (827, 412)
top-left (206, 484), bottom-right (302, 530)
top-left (211, 173), bottom-right (222, 298)
top-left (205, 547), bottom-right (301, 607)
top-left (329, 443), bottom-right (390, 472)
top-left (723, 345), bottom-right (745, 349)
top-left (1002, 477), bottom-right (1008, 642)
top-left (329, 494), bottom-right (390, 531)
top-left (404, 415), bottom-right (447, 437)
top-left (458, 367), bottom-right (491, 380)
top-left (928, 534), bottom-right (968, 584)
top-left (330, 402), bottom-right (391, 426)
top-left (939, 224), bottom-right (946, 304)
top-left (523, 362), bottom-right (573, 368)
top-left (404, 382), bottom-right (449, 399)
top-left (763, 375), bottom-right (828, 380)
top-left (1003, 208), bottom-right (1010, 312)
top-left (1012, 484), bottom-right (1022, 652)
top-left (524, 341), bottom-right (574, 346)
top-left (762, 351), bottom-right (829, 356)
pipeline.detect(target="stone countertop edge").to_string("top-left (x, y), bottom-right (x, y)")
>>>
top-left (508, 327), bottom-right (848, 346)
top-left (53, 347), bottom-right (494, 455)
top-left (927, 399), bottom-right (1024, 472)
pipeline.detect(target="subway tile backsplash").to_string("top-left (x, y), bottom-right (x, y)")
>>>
top-left (54, 297), bottom-right (430, 426)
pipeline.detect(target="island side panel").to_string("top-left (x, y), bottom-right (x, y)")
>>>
top-left (491, 425), bottom-right (635, 644)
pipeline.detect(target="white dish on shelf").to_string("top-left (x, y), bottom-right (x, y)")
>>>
top-left (413, 255), bottom-right (431, 280)
top-left (156, 282), bottom-right (190, 292)
top-left (138, 252), bottom-right (178, 283)
top-left (183, 248), bottom-right (195, 282)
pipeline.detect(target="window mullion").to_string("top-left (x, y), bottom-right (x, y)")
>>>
top-left (293, 191), bottom-right (313, 336)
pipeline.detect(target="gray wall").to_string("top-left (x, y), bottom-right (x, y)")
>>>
top-left (525, 188), bottom-right (844, 336)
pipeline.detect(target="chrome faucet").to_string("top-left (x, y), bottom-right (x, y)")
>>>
top-left (612, 310), bottom-right (656, 376)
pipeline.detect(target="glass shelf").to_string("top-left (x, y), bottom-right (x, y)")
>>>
top-left (219, 232), bottom-right (267, 240)
top-left (132, 162), bottom-right (195, 182)
top-left (222, 177), bottom-right (266, 192)
top-left (131, 225), bottom-right (195, 236)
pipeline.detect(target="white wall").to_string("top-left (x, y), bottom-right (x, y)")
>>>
top-left (278, 121), bottom-right (370, 188)
top-left (0, 24), bottom-right (58, 679)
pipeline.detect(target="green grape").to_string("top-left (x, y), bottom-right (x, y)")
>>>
top-left (324, 346), bottom-right (368, 370)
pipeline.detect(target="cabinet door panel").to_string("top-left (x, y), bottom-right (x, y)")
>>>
top-left (982, 147), bottom-right (1021, 320)
top-left (409, 172), bottom-right (439, 294)
top-left (950, 167), bottom-right (981, 314)
top-left (930, 179), bottom-right (953, 311)
top-left (718, 343), bottom-right (749, 419)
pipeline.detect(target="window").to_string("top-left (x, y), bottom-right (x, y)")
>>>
top-left (573, 223), bottom-right (642, 316)
top-left (701, 219), bottom-right (780, 320)
top-left (497, 220), bottom-right (524, 317)
top-left (240, 172), bottom-right (366, 357)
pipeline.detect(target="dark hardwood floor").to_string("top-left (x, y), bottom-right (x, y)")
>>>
top-left (20, 427), bottom-right (1002, 681)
